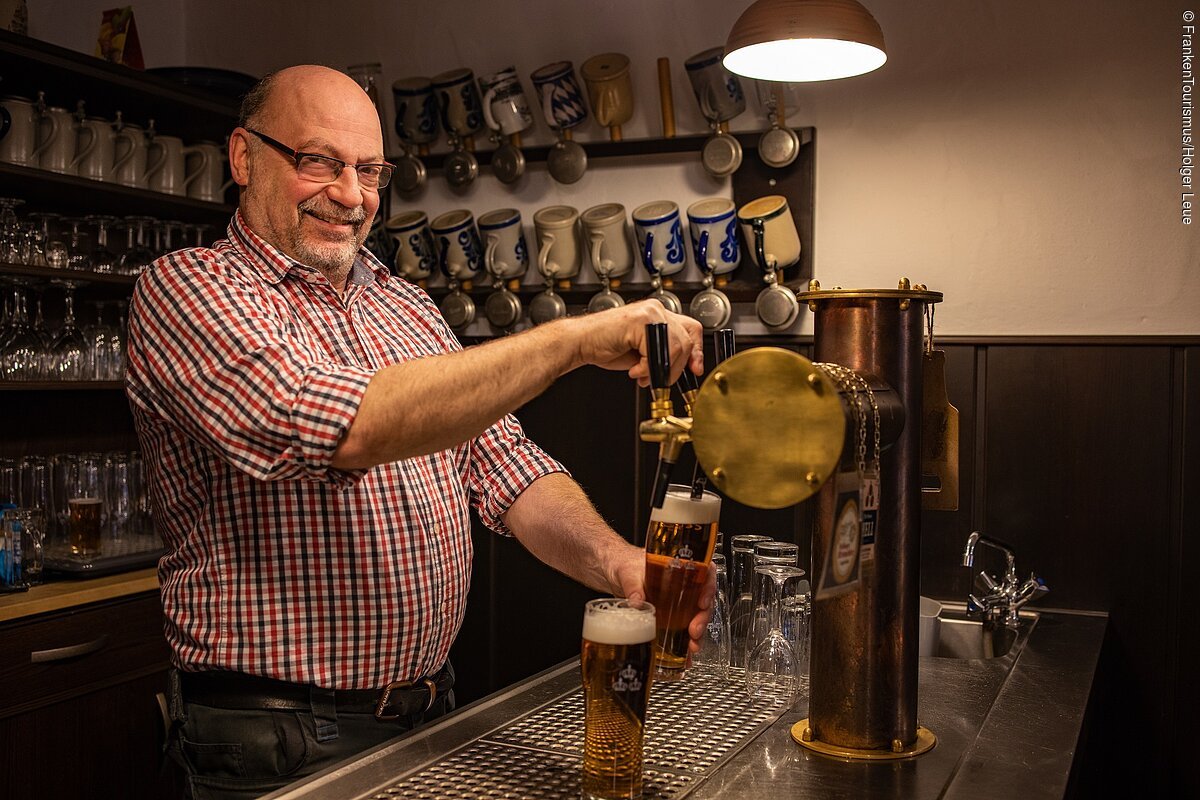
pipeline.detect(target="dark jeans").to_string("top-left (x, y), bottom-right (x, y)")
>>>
top-left (165, 667), bottom-right (455, 800)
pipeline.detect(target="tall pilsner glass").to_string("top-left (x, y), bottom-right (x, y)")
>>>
top-left (643, 485), bottom-right (721, 681)
top-left (581, 598), bottom-right (657, 800)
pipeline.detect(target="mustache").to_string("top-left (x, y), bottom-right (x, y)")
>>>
top-left (298, 197), bottom-right (367, 227)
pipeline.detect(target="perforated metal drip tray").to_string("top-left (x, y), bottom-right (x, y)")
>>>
top-left (367, 670), bottom-right (786, 800)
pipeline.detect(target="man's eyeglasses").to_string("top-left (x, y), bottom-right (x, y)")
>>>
top-left (246, 129), bottom-right (394, 189)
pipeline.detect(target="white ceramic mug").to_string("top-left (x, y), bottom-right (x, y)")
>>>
top-left (387, 210), bottom-right (437, 281)
top-left (75, 117), bottom-right (117, 181)
top-left (687, 198), bottom-right (740, 275)
top-left (532, 205), bottom-right (582, 282)
top-left (737, 195), bottom-right (801, 272)
top-left (479, 68), bottom-right (534, 137)
top-left (146, 134), bottom-right (186, 195)
top-left (112, 124), bottom-right (149, 188)
top-left (477, 208), bottom-right (529, 281)
top-left (581, 203), bottom-right (633, 281)
top-left (430, 209), bottom-right (483, 282)
top-left (685, 47), bottom-right (747, 124)
top-left (184, 141), bottom-right (233, 202)
top-left (36, 106), bottom-right (76, 174)
top-left (0, 96), bottom-right (39, 167)
top-left (431, 68), bottom-right (486, 138)
top-left (632, 201), bottom-right (687, 279)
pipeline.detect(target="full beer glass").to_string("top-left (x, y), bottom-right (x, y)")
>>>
top-left (581, 598), bottom-right (657, 800)
top-left (644, 485), bottom-right (721, 681)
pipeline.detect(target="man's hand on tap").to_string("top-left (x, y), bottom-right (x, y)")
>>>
top-left (567, 300), bottom-right (704, 388)
top-left (609, 543), bottom-right (717, 655)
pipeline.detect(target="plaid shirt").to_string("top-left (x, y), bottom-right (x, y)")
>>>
top-left (126, 211), bottom-right (564, 689)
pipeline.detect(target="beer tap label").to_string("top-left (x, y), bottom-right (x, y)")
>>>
top-left (859, 471), bottom-right (880, 564)
top-left (816, 471), bottom-right (862, 599)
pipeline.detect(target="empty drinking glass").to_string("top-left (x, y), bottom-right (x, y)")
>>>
top-left (753, 540), bottom-right (799, 568)
top-left (728, 534), bottom-right (772, 669)
top-left (692, 551), bottom-right (730, 678)
top-left (49, 281), bottom-right (88, 380)
top-left (745, 565), bottom-right (806, 705)
top-left (1, 284), bottom-right (46, 380)
top-left (84, 214), bottom-right (120, 273)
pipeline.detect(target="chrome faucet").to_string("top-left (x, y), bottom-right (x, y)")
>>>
top-left (962, 531), bottom-right (1048, 627)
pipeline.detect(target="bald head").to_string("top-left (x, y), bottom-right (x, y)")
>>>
top-left (240, 65), bottom-right (383, 152)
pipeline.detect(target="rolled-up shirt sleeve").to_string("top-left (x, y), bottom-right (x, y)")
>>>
top-left (469, 412), bottom-right (568, 536)
top-left (126, 248), bottom-right (369, 486)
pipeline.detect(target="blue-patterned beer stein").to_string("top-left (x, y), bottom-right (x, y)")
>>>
top-left (632, 201), bottom-right (687, 279)
top-left (686, 198), bottom-right (740, 276)
top-left (685, 47), bottom-right (746, 124)
top-left (530, 61), bottom-right (588, 131)
top-left (431, 209), bottom-right (483, 282)
top-left (386, 210), bottom-right (437, 282)
top-left (477, 208), bottom-right (529, 281)
top-left (431, 68), bottom-right (486, 138)
top-left (392, 77), bottom-right (440, 148)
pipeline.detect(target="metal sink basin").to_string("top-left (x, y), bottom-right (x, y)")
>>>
top-left (929, 604), bottom-right (1038, 659)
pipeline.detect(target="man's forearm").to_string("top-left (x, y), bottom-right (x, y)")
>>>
top-left (503, 473), bottom-right (641, 596)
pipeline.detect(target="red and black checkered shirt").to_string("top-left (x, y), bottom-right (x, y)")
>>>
top-left (125, 211), bottom-right (565, 689)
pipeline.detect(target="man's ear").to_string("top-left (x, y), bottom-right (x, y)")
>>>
top-left (228, 127), bottom-right (252, 187)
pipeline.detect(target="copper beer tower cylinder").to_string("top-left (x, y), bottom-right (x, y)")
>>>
top-left (801, 280), bottom-right (941, 758)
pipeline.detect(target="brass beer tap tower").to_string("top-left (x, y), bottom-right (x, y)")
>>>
top-left (640, 279), bottom-right (953, 760)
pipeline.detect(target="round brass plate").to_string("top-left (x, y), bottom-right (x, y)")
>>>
top-left (791, 720), bottom-right (937, 760)
top-left (691, 348), bottom-right (846, 509)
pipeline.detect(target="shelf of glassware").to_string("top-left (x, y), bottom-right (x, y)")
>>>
top-left (0, 161), bottom-right (235, 223)
top-left (0, 262), bottom-right (137, 287)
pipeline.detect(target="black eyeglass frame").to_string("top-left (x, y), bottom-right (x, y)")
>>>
top-left (245, 128), bottom-right (395, 189)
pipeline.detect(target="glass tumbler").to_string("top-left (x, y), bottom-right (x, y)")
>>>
top-left (745, 565), bottom-right (807, 705)
top-left (728, 534), bottom-right (772, 668)
top-left (691, 551), bottom-right (730, 678)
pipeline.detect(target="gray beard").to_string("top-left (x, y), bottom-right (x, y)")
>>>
top-left (288, 197), bottom-right (369, 276)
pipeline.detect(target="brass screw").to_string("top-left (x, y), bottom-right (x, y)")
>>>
top-left (892, 738), bottom-right (905, 753)
top-left (801, 726), bottom-right (813, 742)
top-left (807, 373), bottom-right (823, 393)
top-left (898, 277), bottom-right (911, 290)
top-left (713, 372), bottom-right (728, 392)
top-left (711, 467), bottom-right (725, 485)
top-left (805, 471), bottom-right (820, 487)
top-left (808, 279), bottom-right (821, 292)
top-left (900, 298), bottom-right (911, 311)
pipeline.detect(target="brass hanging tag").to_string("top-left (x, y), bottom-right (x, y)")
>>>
top-left (921, 350), bottom-right (959, 510)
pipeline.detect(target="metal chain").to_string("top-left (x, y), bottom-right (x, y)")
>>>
top-left (814, 363), bottom-right (880, 477)
top-left (924, 303), bottom-right (936, 356)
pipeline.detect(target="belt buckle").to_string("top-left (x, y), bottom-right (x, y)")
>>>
top-left (375, 677), bottom-right (437, 720)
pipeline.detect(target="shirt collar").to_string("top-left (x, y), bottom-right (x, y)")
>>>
top-left (228, 209), bottom-right (392, 288)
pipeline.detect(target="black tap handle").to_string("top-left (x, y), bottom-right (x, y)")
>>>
top-left (714, 328), bottom-right (736, 365)
top-left (675, 368), bottom-right (699, 398)
top-left (646, 322), bottom-right (670, 390)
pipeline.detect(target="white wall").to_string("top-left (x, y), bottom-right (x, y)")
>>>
top-left (26, 0), bottom-right (185, 68)
top-left (25, 0), bottom-right (1200, 334)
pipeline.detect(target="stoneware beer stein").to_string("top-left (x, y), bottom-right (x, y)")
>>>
top-left (386, 210), bottom-right (436, 283)
top-left (632, 201), bottom-right (687, 280)
top-left (685, 47), bottom-right (747, 123)
top-left (146, 134), bottom-right (186, 195)
top-left (431, 68), bottom-right (485, 139)
top-left (580, 52), bottom-right (634, 141)
top-left (479, 67), bottom-right (534, 137)
top-left (530, 61), bottom-right (588, 132)
top-left (431, 209), bottom-right (483, 284)
top-left (477, 208), bottom-right (529, 283)
top-left (36, 105), bottom-right (76, 174)
top-left (392, 77), bottom-right (440, 151)
top-left (532, 205), bottom-right (582, 285)
top-left (737, 195), bottom-right (801, 329)
top-left (112, 123), bottom-right (149, 189)
top-left (183, 141), bottom-right (232, 202)
top-left (687, 198), bottom-right (740, 276)
top-left (75, 116), bottom-right (118, 181)
top-left (0, 95), bottom-right (38, 166)
top-left (581, 203), bottom-right (633, 282)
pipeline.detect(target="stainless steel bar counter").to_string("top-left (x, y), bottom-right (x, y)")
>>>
top-left (267, 606), bottom-right (1106, 800)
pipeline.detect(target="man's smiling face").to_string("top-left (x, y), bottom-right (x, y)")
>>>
top-left (234, 66), bottom-right (384, 286)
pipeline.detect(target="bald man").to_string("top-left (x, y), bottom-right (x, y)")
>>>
top-left (126, 65), bottom-right (710, 797)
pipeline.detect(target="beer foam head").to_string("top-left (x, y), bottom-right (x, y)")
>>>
top-left (583, 599), bottom-right (656, 645)
top-left (649, 485), bottom-right (721, 525)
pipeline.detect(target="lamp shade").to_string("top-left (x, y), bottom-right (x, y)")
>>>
top-left (723, 0), bottom-right (887, 82)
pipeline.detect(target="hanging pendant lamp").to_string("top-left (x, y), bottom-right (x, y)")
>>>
top-left (723, 0), bottom-right (887, 82)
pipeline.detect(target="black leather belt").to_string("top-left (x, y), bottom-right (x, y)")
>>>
top-left (179, 664), bottom-right (454, 720)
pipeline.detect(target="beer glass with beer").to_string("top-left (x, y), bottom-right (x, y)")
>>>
top-left (581, 598), bottom-right (657, 800)
top-left (643, 485), bottom-right (721, 681)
